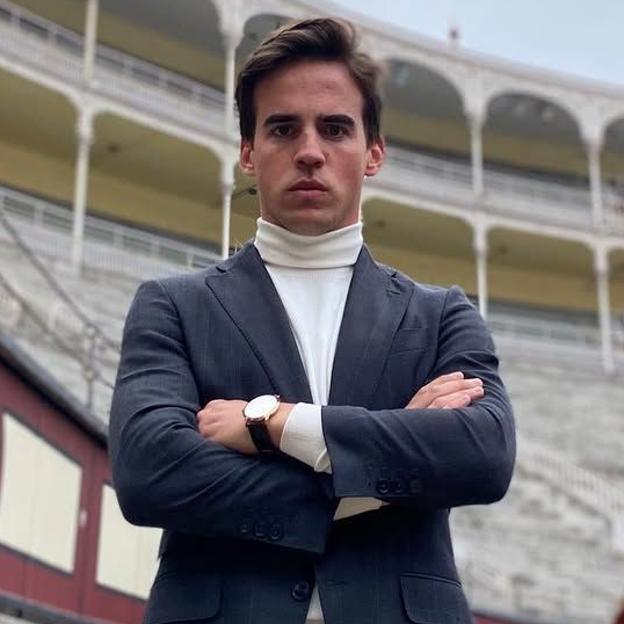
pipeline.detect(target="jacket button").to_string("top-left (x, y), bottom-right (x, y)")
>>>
top-left (291, 581), bottom-right (311, 602)
top-left (390, 478), bottom-right (406, 495)
top-left (253, 521), bottom-right (268, 538)
top-left (269, 522), bottom-right (283, 541)
top-left (408, 478), bottom-right (422, 494)
top-left (376, 478), bottom-right (390, 495)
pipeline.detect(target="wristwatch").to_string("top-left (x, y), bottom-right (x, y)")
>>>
top-left (243, 394), bottom-right (280, 454)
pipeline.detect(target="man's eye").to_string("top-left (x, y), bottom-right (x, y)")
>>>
top-left (270, 125), bottom-right (293, 138)
top-left (325, 124), bottom-right (347, 138)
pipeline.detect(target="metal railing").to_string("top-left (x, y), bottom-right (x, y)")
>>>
top-left (383, 145), bottom-right (593, 227)
top-left (0, 271), bottom-right (116, 415)
top-left (0, 0), bottom-right (620, 234)
top-left (518, 436), bottom-right (624, 530)
top-left (0, 185), bottom-right (219, 275)
top-left (0, 0), bottom-right (225, 132)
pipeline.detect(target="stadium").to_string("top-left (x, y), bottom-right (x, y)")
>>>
top-left (0, 0), bottom-right (622, 622)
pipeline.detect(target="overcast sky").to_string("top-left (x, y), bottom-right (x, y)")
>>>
top-left (332, 0), bottom-right (624, 88)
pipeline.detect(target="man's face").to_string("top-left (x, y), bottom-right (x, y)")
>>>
top-left (239, 60), bottom-right (385, 236)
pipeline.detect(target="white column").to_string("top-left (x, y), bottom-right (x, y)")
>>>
top-left (71, 109), bottom-right (94, 270)
top-left (473, 222), bottom-right (488, 318)
top-left (469, 115), bottom-right (484, 197)
top-left (220, 24), bottom-right (244, 138)
top-left (83, 0), bottom-right (99, 85)
top-left (586, 140), bottom-right (604, 229)
top-left (220, 156), bottom-right (236, 259)
top-left (594, 247), bottom-right (615, 375)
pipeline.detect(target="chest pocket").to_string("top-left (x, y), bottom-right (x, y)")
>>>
top-left (388, 328), bottom-right (428, 355)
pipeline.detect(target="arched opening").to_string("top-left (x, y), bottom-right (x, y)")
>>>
top-left (361, 198), bottom-right (474, 292)
top-left (382, 59), bottom-right (469, 163)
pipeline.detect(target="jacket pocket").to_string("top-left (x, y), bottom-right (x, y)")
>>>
top-left (389, 328), bottom-right (427, 355)
top-left (399, 573), bottom-right (473, 624)
top-left (143, 568), bottom-right (221, 624)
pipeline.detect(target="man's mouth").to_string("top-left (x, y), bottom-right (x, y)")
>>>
top-left (289, 179), bottom-right (328, 192)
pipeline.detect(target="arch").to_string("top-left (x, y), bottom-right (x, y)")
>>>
top-left (88, 111), bottom-right (228, 243)
top-left (374, 46), bottom-right (467, 108)
top-left (238, 3), bottom-right (309, 33)
top-left (361, 195), bottom-right (476, 290)
top-left (485, 90), bottom-right (582, 143)
top-left (484, 86), bottom-right (581, 138)
top-left (380, 58), bottom-right (469, 160)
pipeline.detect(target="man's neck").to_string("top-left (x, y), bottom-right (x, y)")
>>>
top-left (253, 218), bottom-right (363, 269)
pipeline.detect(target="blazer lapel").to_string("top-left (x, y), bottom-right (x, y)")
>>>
top-left (204, 244), bottom-right (312, 403)
top-left (329, 246), bottom-right (412, 407)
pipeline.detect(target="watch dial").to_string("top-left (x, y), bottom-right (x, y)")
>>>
top-left (245, 394), bottom-right (278, 420)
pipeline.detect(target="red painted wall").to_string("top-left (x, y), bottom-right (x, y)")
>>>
top-left (0, 361), bottom-right (145, 624)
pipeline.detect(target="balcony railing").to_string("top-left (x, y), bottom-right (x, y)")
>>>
top-left (0, 0), bottom-right (225, 134)
top-left (0, 0), bottom-right (622, 235)
top-left (0, 186), bottom-right (219, 277)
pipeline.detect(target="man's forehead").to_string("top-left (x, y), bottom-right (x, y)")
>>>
top-left (254, 60), bottom-right (364, 115)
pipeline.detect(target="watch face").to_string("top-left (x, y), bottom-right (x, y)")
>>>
top-left (245, 394), bottom-right (278, 421)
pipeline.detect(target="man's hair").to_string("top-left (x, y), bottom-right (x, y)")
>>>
top-left (235, 18), bottom-right (383, 146)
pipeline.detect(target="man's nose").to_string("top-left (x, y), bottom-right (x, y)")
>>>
top-left (294, 131), bottom-right (325, 169)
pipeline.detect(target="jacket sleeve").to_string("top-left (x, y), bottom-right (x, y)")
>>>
top-left (108, 279), bottom-right (336, 555)
top-left (321, 285), bottom-right (516, 509)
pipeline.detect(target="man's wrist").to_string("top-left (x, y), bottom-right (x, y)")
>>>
top-left (267, 402), bottom-right (293, 448)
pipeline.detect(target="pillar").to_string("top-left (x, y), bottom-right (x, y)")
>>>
top-left (221, 24), bottom-right (244, 138)
top-left (83, 0), bottom-right (99, 85)
top-left (71, 109), bottom-right (94, 270)
top-left (594, 247), bottom-right (615, 374)
top-left (586, 139), bottom-right (604, 229)
top-left (473, 221), bottom-right (488, 318)
top-left (220, 156), bottom-right (236, 259)
top-left (468, 114), bottom-right (484, 197)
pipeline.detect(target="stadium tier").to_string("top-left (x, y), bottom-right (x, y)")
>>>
top-left (0, 0), bottom-right (623, 623)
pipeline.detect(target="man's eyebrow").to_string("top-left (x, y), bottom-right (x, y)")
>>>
top-left (321, 114), bottom-right (356, 126)
top-left (263, 114), bottom-right (300, 126)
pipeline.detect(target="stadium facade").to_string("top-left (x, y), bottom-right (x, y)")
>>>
top-left (0, 0), bottom-right (622, 622)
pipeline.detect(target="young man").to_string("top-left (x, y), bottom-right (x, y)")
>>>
top-left (109, 18), bottom-right (515, 624)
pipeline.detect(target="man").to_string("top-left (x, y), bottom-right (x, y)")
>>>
top-left (109, 18), bottom-right (515, 624)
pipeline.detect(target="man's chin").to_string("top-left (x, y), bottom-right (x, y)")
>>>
top-left (282, 212), bottom-right (341, 236)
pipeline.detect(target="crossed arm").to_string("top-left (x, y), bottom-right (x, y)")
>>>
top-left (109, 280), bottom-right (515, 555)
top-left (196, 373), bottom-right (486, 459)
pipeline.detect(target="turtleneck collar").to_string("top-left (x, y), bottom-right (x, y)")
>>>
top-left (253, 218), bottom-right (363, 269)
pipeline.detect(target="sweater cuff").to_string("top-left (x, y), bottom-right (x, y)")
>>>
top-left (280, 403), bottom-right (332, 473)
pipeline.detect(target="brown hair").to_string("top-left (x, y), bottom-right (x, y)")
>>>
top-left (235, 18), bottom-right (383, 146)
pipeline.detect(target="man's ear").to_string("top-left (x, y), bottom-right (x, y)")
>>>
top-left (365, 137), bottom-right (386, 177)
top-left (239, 140), bottom-right (255, 176)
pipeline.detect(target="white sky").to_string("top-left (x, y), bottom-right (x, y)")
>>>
top-left (332, 0), bottom-right (624, 87)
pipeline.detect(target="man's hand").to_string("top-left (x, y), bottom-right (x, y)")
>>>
top-left (196, 399), bottom-right (293, 454)
top-left (405, 372), bottom-right (483, 409)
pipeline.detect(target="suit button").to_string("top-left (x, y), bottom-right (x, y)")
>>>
top-left (376, 478), bottom-right (390, 495)
top-left (390, 478), bottom-right (406, 495)
top-left (291, 581), bottom-right (311, 602)
top-left (253, 521), bottom-right (268, 538)
top-left (408, 478), bottom-right (422, 494)
top-left (240, 518), bottom-right (252, 535)
top-left (269, 522), bottom-right (283, 541)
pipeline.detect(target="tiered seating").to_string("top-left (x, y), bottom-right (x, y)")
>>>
top-left (2, 210), bottom-right (624, 623)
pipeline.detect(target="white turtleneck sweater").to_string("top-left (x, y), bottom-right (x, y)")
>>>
top-left (254, 218), bottom-right (383, 623)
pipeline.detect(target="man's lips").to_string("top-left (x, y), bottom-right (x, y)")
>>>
top-left (288, 180), bottom-right (328, 192)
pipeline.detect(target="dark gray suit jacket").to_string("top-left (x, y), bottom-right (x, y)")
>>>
top-left (109, 242), bottom-right (515, 624)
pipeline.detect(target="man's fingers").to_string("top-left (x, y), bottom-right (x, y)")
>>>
top-left (430, 386), bottom-right (484, 408)
top-left (406, 376), bottom-right (483, 409)
top-left (432, 378), bottom-right (482, 398)
top-left (439, 395), bottom-right (472, 409)
top-left (426, 372), bottom-right (464, 388)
